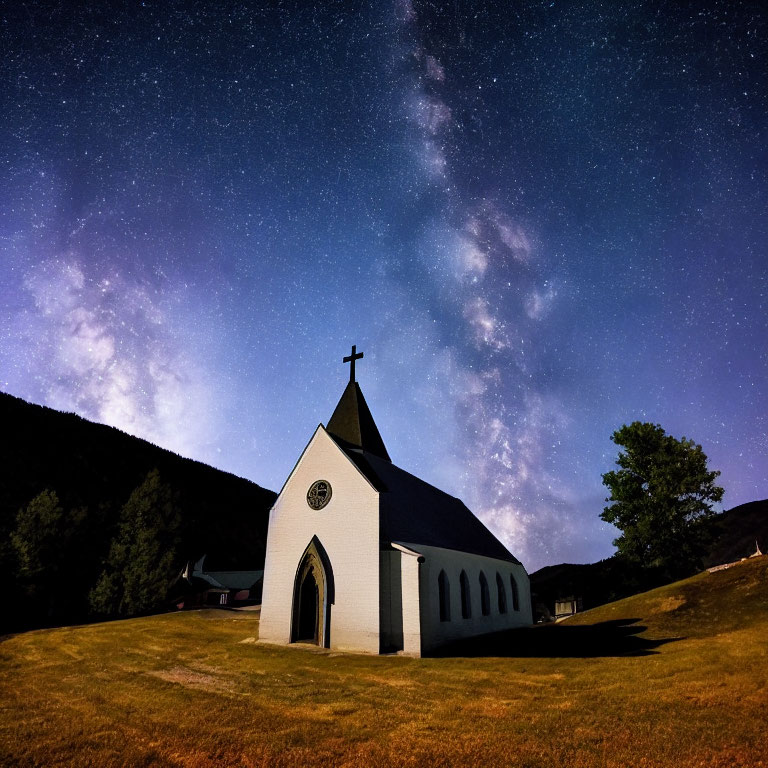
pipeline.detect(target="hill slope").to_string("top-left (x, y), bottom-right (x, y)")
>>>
top-left (2, 557), bottom-right (766, 767)
top-left (564, 551), bottom-right (768, 638)
top-left (531, 498), bottom-right (768, 618)
top-left (705, 499), bottom-right (768, 566)
top-left (0, 392), bottom-right (276, 628)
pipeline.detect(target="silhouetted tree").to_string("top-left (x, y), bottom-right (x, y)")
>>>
top-left (12, 490), bottom-right (86, 617)
top-left (601, 422), bottom-right (724, 578)
top-left (90, 469), bottom-right (181, 617)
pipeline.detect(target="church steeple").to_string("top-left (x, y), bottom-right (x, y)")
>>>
top-left (326, 346), bottom-right (391, 461)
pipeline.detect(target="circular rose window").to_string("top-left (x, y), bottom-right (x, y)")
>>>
top-left (306, 479), bottom-right (332, 510)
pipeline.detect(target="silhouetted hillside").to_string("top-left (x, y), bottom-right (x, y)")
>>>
top-left (705, 499), bottom-right (768, 566)
top-left (1, 391), bottom-right (276, 629)
top-left (531, 499), bottom-right (768, 619)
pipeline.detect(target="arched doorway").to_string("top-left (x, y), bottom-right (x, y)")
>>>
top-left (295, 565), bottom-right (320, 642)
top-left (291, 537), bottom-right (334, 647)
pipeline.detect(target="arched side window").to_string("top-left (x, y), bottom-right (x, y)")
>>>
top-left (479, 571), bottom-right (490, 616)
top-left (496, 572), bottom-right (507, 614)
top-left (510, 573), bottom-right (520, 612)
top-left (438, 570), bottom-right (451, 622)
top-left (460, 570), bottom-right (471, 619)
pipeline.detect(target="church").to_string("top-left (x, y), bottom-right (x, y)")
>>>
top-left (258, 347), bottom-right (532, 656)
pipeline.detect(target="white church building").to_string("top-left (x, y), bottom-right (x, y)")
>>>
top-left (258, 346), bottom-right (532, 656)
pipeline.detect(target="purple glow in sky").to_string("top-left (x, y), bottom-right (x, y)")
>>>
top-left (1, 0), bottom-right (766, 571)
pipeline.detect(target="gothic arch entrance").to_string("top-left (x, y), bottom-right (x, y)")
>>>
top-left (291, 537), bottom-right (334, 647)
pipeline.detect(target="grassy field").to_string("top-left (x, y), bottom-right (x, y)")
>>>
top-left (2, 557), bottom-right (767, 767)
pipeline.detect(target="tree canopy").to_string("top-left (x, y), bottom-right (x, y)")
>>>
top-left (11, 490), bottom-right (86, 618)
top-left (90, 469), bottom-right (181, 618)
top-left (601, 422), bottom-right (724, 577)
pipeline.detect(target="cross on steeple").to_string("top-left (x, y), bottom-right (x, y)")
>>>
top-left (343, 344), bottom-right (364, 382)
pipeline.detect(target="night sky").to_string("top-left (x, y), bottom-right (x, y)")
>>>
top-left (1, 1), bottom-right (766, 571)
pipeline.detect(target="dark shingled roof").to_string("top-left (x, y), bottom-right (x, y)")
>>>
top-left (327, 435), bottom-right (519, 565)
top-left (326, 381), bottom-right (391, 461)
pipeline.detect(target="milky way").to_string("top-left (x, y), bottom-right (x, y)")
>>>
top-left (1, 1), bottom-right (766, 570)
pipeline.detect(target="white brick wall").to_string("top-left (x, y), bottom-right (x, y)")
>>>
top-left (399, 549), bottom-right (422, 655)
top-left (407, 543), bottom-right (532, 653)
top-left (258, 426), bottom-right (381, 653)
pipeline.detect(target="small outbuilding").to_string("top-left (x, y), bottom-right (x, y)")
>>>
top-left (175, 556), bottom-right (263, 607)
top-left (555, 596), bottom-right (583, 620)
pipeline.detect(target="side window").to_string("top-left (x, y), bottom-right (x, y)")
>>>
top-left (438, 570), bottom-right (451, 622)
top-left (479, 571), bottom-right (490, 616)
top-left (510, 573), bottom-right (520, 612)
top-left (460, 570), bottom-right (471, 619)
top-left (496, 572), bottom-right (507, 614)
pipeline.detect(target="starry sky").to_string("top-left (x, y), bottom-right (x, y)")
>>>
top-left (1, 0), bottom-right (766, 572)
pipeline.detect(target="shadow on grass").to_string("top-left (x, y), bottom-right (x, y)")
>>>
top-left (430, 618), bottom-right (681, 658)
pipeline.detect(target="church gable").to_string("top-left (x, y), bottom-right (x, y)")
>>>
top-left (258, 424), bottom-right (382, 652)
top-left (274, 425), bottom-right (378, 512)
top-left (265, 426), bottom-right (379, 564)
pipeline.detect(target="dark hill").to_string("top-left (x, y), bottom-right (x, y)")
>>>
top-left (705, 499), bottom-right (768, 567)
top-left (0, 391), bottom-right (276, 629)
top-left (531, 499), bottom-right (768, 620)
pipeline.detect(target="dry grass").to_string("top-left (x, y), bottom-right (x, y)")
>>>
top-left (2, 557), bottom-right (768, 767)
